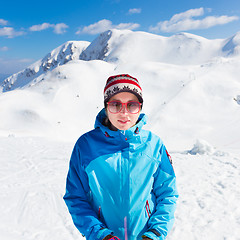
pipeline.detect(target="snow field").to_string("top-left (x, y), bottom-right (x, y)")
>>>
top-left (171, 151), bottom-right (240, 240)
top-left (0, 137), bottom-right (78, 240)
top-left (0, 137), bottom-right (239, 240)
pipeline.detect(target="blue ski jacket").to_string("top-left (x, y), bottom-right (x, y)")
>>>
top-left (64, 109), bottom-right (178, 240)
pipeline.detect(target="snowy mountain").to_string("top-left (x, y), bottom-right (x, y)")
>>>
top-left (1, 29), bottom-right (240, 92)
top-left (1, 40), bottom-right (90, 92)
top-left (80, 29), bottom-right (240, 64)
top-left (0, 29), bottom-right (240, 149)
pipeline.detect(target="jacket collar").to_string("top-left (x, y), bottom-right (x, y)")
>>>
top-left (94, 108), bottom-right (147, 139)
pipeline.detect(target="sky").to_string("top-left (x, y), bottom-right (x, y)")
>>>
top-left (0, 0), bottom-right (240, 76)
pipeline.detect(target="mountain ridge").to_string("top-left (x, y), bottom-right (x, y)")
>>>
top-left (1, 41), bottom-right (90, 92)
top-left (1, 29), bottom-right (240, 93)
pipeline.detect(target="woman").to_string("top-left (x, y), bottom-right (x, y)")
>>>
top-left (64, 74), bottom-right (178, 240)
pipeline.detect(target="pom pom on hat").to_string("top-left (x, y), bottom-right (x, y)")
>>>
top-left (104, 74), bottom-right (143, 103)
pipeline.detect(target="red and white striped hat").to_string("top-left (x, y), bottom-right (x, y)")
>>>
top-left (104, 74), bottom-right (143, 103)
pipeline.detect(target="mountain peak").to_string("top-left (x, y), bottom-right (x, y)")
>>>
top-left (80, 29), bottom-right (137, 62)
top-left (1, 40), bottom-right (90, 92)
top-left (222, 32), bottom-right (240, 56)
top-left (80, 30), bottom-right (113, 61)
top-left (42, 41), bottom-right (90, 70)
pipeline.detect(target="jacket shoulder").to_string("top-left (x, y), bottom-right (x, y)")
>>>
top-left (75, 128), bottom-right (102, 145)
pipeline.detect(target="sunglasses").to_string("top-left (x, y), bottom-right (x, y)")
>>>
top-left (107, 101), bottom-right (142, 114)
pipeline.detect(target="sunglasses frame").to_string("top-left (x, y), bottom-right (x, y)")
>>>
top-left (107, 100), bottom-right (142, 114)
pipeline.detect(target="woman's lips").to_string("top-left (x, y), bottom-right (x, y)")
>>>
top-left (118, 119), bottom-right (130, 124)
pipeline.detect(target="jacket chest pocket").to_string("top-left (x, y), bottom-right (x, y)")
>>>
top-left (144, 192), bottom-right (156, 219)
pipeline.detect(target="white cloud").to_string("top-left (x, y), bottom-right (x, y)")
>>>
top-left (29, 22), bottom-right (69, 34)
top-left (29, 23), bottom-right (53, 31)
top-left (53, 23), bottom-right (69, 34)
top-left (76, 19), bottom-right (112, 35)
top-left (150, 7), bottom-right (239, 33)
top-left (0, 46), bottom-right (9, 51)
top-left (128, 8), bottom-right (141, 14)
top-left (115, 22), bottom-right (140, 30)
top-left (0, 19), bottom-right (8, 26)
top-left (0, 27), bottom-right (25, 38)
top-left (76, 19), bottom-right (140, 35)
top-left (170, 7), bottom-right (204, 23)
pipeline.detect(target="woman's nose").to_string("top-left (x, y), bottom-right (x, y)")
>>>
top-left (120, 103), bottom-right (128, 113)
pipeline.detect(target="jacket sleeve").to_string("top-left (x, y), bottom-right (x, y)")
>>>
top-left (63, 141), bottom-right (113, 240)
top-left (143, 145), bottom-right (178, 240)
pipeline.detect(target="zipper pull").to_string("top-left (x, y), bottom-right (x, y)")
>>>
top-left (124, 216), bottom-right (128, 240)
top-left (98, 206), bottom-right (101, 219)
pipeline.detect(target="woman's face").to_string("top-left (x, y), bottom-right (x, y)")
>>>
top-left (106, 92), bottom-right (141, 131)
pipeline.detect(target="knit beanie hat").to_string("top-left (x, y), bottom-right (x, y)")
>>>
top-left (104, 74), bottom-right (143, 104)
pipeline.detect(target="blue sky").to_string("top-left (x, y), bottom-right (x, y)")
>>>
top-left (0, 0), bottom-right (240, 76)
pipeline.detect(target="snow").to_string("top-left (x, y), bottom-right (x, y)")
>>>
top-left (170, 151), bottom-right (240, 240)
top-left (1, 137), bottom-right (239, 240)
top-left (0, 29), bottom-right (240, 239)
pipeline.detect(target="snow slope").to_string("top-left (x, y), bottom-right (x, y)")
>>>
top-left (0, 29), bottom-right (240, 239)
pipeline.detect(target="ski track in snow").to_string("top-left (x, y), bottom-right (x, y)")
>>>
top-left (0, 137), bottom-right (240, 240)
